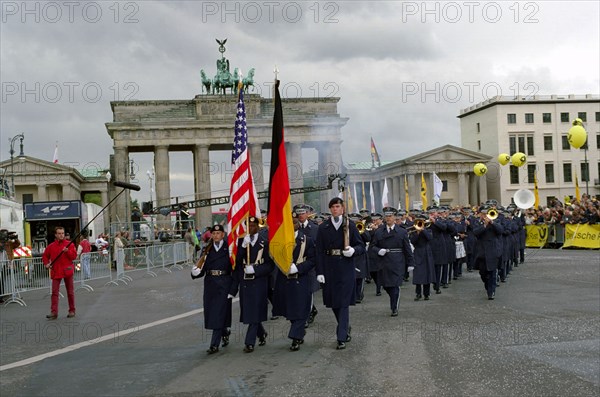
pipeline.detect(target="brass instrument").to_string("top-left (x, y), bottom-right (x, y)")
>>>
top-left (195, 238), bottom-right (213, 272)
top-left (408, 219), bottom-right (431, 232)
top-left (486, 209), bottom-right (499, 221)
top-left (356, 220), bottom-right (366, 234)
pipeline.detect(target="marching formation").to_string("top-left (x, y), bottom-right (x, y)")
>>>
top-left (191, 197), bottom-right (527, 354)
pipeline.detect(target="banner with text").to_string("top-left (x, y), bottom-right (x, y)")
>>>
top-left (525, 224), bottom-right (548, 248)
top-left (562, 224), bottom-right (600, 249)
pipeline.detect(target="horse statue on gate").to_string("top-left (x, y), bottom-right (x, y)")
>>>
top-left (213, 57), bottom-right (235, 95)
top-left (200, 69), bottom-right (211, 94)
top-left (242, 68), bottom-right (255, 93)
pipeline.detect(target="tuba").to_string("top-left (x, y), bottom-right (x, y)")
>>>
top-left (513, 189), bottom-right (536, 210)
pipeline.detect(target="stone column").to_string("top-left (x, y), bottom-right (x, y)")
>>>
top-left (193, 144), bottom-right (211, 229)
top-left (37, 183), bottom-right (47, 202)
top-left (154, 145), bottom-right (170, 228)
top-left (61, 183), bottom-right (70, 201)
top-left (393, 176), bottom-right (401, 209)
top-left (407, 173), bottom-right (416, 209)
top-left (101, 188), bottom-right (109, 233)
top-left (478, 173), bottom-right (488, 204)
top-left (469, 172), bottom-right (478, 206)
top-left (458, 172), bottom-right (468, 207)
top-left (285, 142), bottom-right (303, 207)
top-left (113, 147), bottom-right (129, 227)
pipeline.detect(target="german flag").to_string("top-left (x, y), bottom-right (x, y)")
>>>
top-left (370, 137), bottom-right (381, 167)
top-left (267, 80), bottom-right (295, 274)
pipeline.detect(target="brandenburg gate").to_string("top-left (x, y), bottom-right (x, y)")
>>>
top-left (105, 94), bottom-right (348, 227)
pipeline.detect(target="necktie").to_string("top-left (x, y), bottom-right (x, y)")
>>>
top-left (334, 216), bottom-right (340, 223)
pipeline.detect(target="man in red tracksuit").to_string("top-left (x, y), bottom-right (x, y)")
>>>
top-left (42, 226), bottom-right (77, 319)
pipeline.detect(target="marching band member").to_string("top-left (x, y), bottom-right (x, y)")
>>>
top-left (316, 197), bottom-right (365, 350)
top-left (396, 210), bottom-right (413, 282)
top-left (191, 224), bottom-right (232, 354)
top-left (409, 213), bottom-right (435, 300)
top-left (272, 215), bottom-right (316, 351)
top-left (367, 212), bottom-right (384, 296)
top-left (229, 217), bottom-right (275, 353)
top-left (293, 204), bottom-right (320, 327)
top-left (428, 208), bottom-right (447, 294)
top-left (369, 207), bottom-right (415, 316)
top-left (473, 206), bottom-right (504, 300)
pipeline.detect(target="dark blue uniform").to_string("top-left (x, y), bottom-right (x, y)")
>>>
top-left (191, 239), bottom-right (232, 350)
top-left (230, 234), bottom-right (275, 347)
top-left (370, 225), bottom-right (414, 314)
top-left (316, 217), bottom-right (365, 345)
top-left (473, 217), bottom-right (504, 300)
top-left (272, 231), bottom-right (316, 342)
top-left (430, 218), bottom-right (448, 293)
top-left (354, 230), bottom-right (370, 303)
top-left (410, 228), bottom-right (436, 299)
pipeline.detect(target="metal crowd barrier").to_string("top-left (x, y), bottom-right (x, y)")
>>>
top-left (1, 242), bottom-right (190, 307)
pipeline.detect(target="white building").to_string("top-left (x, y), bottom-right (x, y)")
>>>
top-left (459, 94), bottom-right (600, 206)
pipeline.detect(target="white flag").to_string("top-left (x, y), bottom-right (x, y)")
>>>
top-left (433, 173), bottom-right (443, 206)
top-left (53, 143), bottom-right (58, 164)
top-left (369, 180), bottom-right (376, 213)
top-left (381, 178), bottom-right (389, 208)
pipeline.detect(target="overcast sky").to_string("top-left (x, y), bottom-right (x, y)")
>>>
top-left (1, 0), bottom-right (599, 207)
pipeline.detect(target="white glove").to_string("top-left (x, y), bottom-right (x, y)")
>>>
top-left (342, 246), bottom-right (355, 257)
top-left (289, 263), bottom-right (298, 274)
top-left (408, 266), bottom-right (414, 272)
top-left (227, 294), bottom-right (234, 299)
top-left (378, 248), bottom-right (387, 256)
top-left (244, 265), bottom-right (255, 274)
top-left (317, 275), bottom-right (325, 283)
top-left (242, 235), bottom-right (252, 248)
top-left (191, 267), bottom-right (201, 277)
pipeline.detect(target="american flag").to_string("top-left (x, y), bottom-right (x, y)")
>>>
top-left (227, 90), bottom-right (260, 267)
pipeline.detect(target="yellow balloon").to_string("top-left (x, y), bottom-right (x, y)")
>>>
top-left (497, 153), bottom-right (510, 165)
top-left (511, 152), bottom-right (527, 167)
top-left (474, 163), bottom-right (487, 176)
top-left (567, 125), bottom-right (587, 149)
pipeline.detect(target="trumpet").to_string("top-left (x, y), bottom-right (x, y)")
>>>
top-left (356, 220), bottom-right (366, 234)
top-left (408, 219), bottom-right (431, 232)
top-left (486, 209), bottom-right (498, 221)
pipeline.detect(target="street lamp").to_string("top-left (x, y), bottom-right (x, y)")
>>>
top-left (8, 133), bottom-right (25, 199)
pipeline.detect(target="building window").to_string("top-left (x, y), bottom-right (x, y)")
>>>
top-left (581, 163), bottom-right (589, 182)
top-left (525, 113), bottom-right (534, 124)
top-left (527, 164), bottom-right (536, 183)
top-left (597, 133), bottom-right (600, 150)
top-left (507, 113), bottom-right (516, 124)
top-left (596, 112), bottom-right (600, 122)
top-left (543, 135), bottom-right (553, 151)
top-left (563, 163), bottom-right (572, 183)
top-left (509, 136), bottom-right (517, 154)
top-left (477, 140), bottom-right (481, 151)
top-left (542, 113), bottom-right (552, 123)
top-left (545, 163), bottom-right (554, 183)
top-left (577, 112), bottom-right (587, 122)
top-left (560, 112), bottom-right (569, 123)
top-left (476, 122), bottom-right (480, 133)
top-left (510, 165), bottom-right (519, 184)
top-left (22, 193), bottom-right (33, 204)
top-left (442, 181), bottom-right (448, 192)
top-left (561, 135), bottom-right (570, 150)
top-left (510, 133), bottom-right (534, 155)
top-left (527, 136), bottom-right (534, 155)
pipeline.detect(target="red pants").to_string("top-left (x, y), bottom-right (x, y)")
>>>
top-left (50, 276), bottom-right (75, 314)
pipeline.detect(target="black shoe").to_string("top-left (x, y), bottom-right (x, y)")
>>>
top-left (290, 339), bottom-right (302, 351)
top-left (424, 295), bottom-right (430, 301)
top-left (414, 294), bottom-right (422, 301)
top-left (336, 341), bottom-right (346, 350)
top-left (356, 298), bottom-right (362, 304)
top-left (403, 276), bottom-right (409, 282)
top-left (207, 345), bottom-right (219, 354)
top-left (453, 277), bottom-right (458, 280)
top-left (243, 345), bottom-right (254, 353)
top-left (258, 333), bottom-right (268, 346)
top-left (436, 289), bottom-right (442, 294)
top-left (391, 310), bottom-right (398, 317)
top-left (304, 321), bottom-right (310, 329)
top-left (270, 316), bottom-right (279, 320)
top-left (46, 313), bottom-right (58, 320)
top-left (365, 278), bottom-right (372, 284)
top-left (442, 283), bottom-right (448, 289)
top-left (376, 291), bottom-right (382, 296)
top-left (500, 279), bottom-right (506, 283)
top-left (221, 329), bottom-right (231, 347)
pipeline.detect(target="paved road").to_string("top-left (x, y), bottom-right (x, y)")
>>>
top-left (1, 248), bottom-right (598, 396)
